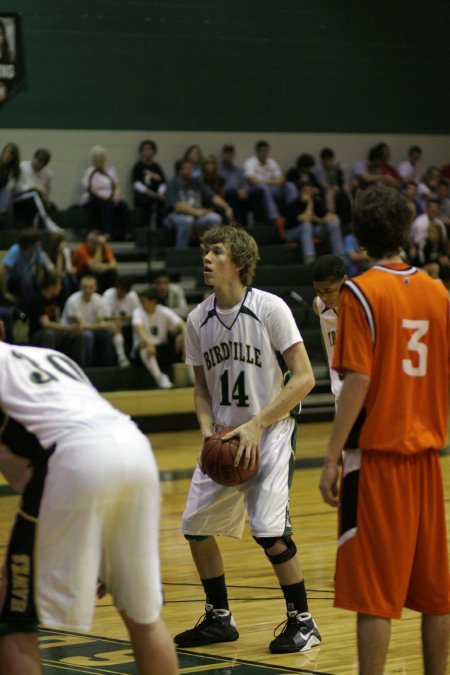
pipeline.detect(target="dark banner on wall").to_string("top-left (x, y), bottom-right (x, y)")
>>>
top-left (0, 13), bottom-right (24, 104)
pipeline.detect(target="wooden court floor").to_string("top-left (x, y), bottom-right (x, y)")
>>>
top-left (1, 421), bottom-right (449, 674)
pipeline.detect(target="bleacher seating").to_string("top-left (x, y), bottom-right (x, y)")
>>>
top-left (0, 217), bottom-right (333, 427)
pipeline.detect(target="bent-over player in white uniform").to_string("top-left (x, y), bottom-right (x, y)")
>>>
top-left (175, 224), bottom-right (321, 654)
top-left (0, 339), bottom-right (178, 675)
top-left (312, 255), bottom-right (348, 402)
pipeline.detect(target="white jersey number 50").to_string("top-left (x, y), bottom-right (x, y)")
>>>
top-left (402, 319), bottom-right (429, 377)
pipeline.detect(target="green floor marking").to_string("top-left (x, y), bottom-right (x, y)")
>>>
top-left (39, 629), bottom-right (333, 674)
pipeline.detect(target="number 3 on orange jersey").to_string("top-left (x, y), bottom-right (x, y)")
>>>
top-left (402, 319), bottom-right (429, 377)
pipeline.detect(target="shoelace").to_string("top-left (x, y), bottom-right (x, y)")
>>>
top-left (272, 615), bottom-right (296, 637)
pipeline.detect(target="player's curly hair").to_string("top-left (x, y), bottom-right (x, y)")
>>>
top-left (352, 185), bottom-right (412, 259)
top-left (201, 223), bottom-right (260, 285)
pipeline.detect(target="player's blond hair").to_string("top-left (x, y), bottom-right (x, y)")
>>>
top-left (201, 224), bottom-right (260, 285)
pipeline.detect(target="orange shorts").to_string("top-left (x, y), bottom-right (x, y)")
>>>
top-left (335, 449), bottom-right (450, 619)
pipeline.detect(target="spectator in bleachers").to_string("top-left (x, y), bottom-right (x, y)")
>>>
top-left (61, 275), bottom-right (117, 367)
top-left (217, 143), bottom-right (250, 225)
top-left (202, 154), bottom-right (225, 195)
top-left (131, 287), bottom-right (186, 389)
top-left (164, 159), bottom-right (232, 248)
top-left (80, 145), bottom-right (132, 240)
top-left (29, 270), bottom-right (85, 364)
top-left (410, 196), bottom-right (446, 264)
top-left (417, 165), bottom-right (441, 209)
top-left (131, 139), bottom-right (166, 228)
top-left (286, 153), bottom-right (322, 193)
top-left (402, 180), bottom-right (425, 218)
top-left (311, 147), bottom-right (352, 228)
top-left (348, 145), bottom-right (399, 194)
top-left (183, 144), bottom-right (204, 179)
top-left (42, 231), bottom-right (78, 307)
top-left (244, 140), bottom-right (297, 227)
top-left (0, 142), bottom-right (20, 226)
top-left (13, 148), bottom-right (62, 233)
top-left (421, 222), bottom-right (449, 279)
top-left (376, 142), bottom-right (400, 185)
top-left (102, 276), bottom-right (141, 366)
top-left (397, 145), bottom-right (423, 185)
top-left (344, 232), bottom-right (369, 277)
top-left (153, 269), bottom-right (188, 319)
top-left (0, 228), bottom-right (53, 315)
top-left (72, 230), bottom-right (118, 293)
top-left (283, 180), bottom-right (345, 263)
top-left (436, 179), bottom-right (450, 233)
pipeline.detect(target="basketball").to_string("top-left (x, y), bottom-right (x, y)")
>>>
top-left (201, 428), bottom-right (258, 487)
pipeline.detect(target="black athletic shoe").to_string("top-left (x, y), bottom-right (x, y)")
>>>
top-left (174, 604), bottom-right (239, 647)
top-left (269, 611), bottom-right (321, 653)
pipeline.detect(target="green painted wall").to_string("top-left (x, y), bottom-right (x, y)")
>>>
top-left (1, 0), bottom-right (448, 133)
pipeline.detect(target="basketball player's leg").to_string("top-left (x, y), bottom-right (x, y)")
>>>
top-left (121, 611), bottom-right (178, 675)
top-left (189, 536), bottom-right (224, 578)
top-left (0, 632), bottom-right (41, 675)
top-left (357, 614), bottom-right (390, 675)
top-left (422, 613), bottom-right (450, 675)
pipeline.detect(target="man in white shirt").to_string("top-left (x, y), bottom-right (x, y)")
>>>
top-left (14, 148), bottom-right (62, 232)
top-left (102, 276), bottom-right (141, 366)
top-left (410, 197), bottom-right (446, 263)
top-left (243, 140), bottom-right (297, 227)
top-left (132, 287), bottom-right (186, 388)
top-left (397, 145), bottom-right (423, 185)
top-left (61, 275), bottom-right (118, 367)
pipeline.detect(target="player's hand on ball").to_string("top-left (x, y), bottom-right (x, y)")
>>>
top-left (223, 421), bottom-right (262, 470)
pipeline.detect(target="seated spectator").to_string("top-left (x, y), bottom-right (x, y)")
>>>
top-left (61, 275), bottom-right (117, 367)
top-left (42, 231), bottom-right (78, 307)
top-left (217, 143), bottom-right (250, 225)
top-left (410, 196), bottom-right (446, 264)
top-left (244, 140), bottom-right (297, 226)
top-left (417, 166), bottom-right (441, 209)
top-left (436, 179), bottom-right (450, 234)
top-left (348, 145), bottom-right (399, 194)
top-left (397, 145), bottom-right (423, 185)
top-left (72, 230), bottom-right (118, 293)
top-left (0, 228), bottom-right (53, 315)
top-left (183, 144), bottom-right (204, 179)
top-left (402, 180), bottom-right (425, 218)
top-left (80, 145), bottom-right (132, 240)
top-left (286, 153), bottom-right (322, 192)
top-left (0, 142), bottom-right (20, 226)
top-left (344, 232), bottom-right (369, 277)
top-left (153, 269), bottom-right (188, 319)
top-left (375, 142), bottom-right (400, 184)
top-left (421, 223), bottom-right (449, 279)
top-left (164, 159), bottom-right (232, 248)
top-left (131, 139), bottom-right (166, 228)
top-left (284, 181), bottom-right (345, 263)
top-left (29, 270), bottom-right (85, 365)
top-left (441, 162), bottom-right (450, 183)
top-left (131, 287), bottom-right (186, 389)
top-left (311, 147), bottom-right (352, 227)
top-left (13, 148), bottom-right (62, 233)
top-left (202, 154), bottom-right (225, 194)
top-left (102, 276), bottom-right (141, 365)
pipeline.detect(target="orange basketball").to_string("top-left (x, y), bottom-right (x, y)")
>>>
top-left (201, 428), bottom-right (258, 486)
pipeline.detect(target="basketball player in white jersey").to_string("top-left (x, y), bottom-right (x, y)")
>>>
top-left (175, 224), bottom-right (321, 654)
top-left (0, 338), bottom-right (178, 675)
top-left (312, 255), bottom-right (348, 402)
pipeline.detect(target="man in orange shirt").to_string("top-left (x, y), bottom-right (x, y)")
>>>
top-left (72, 230), bottom-right (117, 293)
top-left (319, 185), bottom-right (450, 675)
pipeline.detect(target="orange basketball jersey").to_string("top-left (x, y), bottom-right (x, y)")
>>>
top-left (333, 263), bottom-right (450, 454)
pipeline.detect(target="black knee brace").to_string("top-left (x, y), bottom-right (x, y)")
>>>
top-left (253, 535), bottom-right (297, 565)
